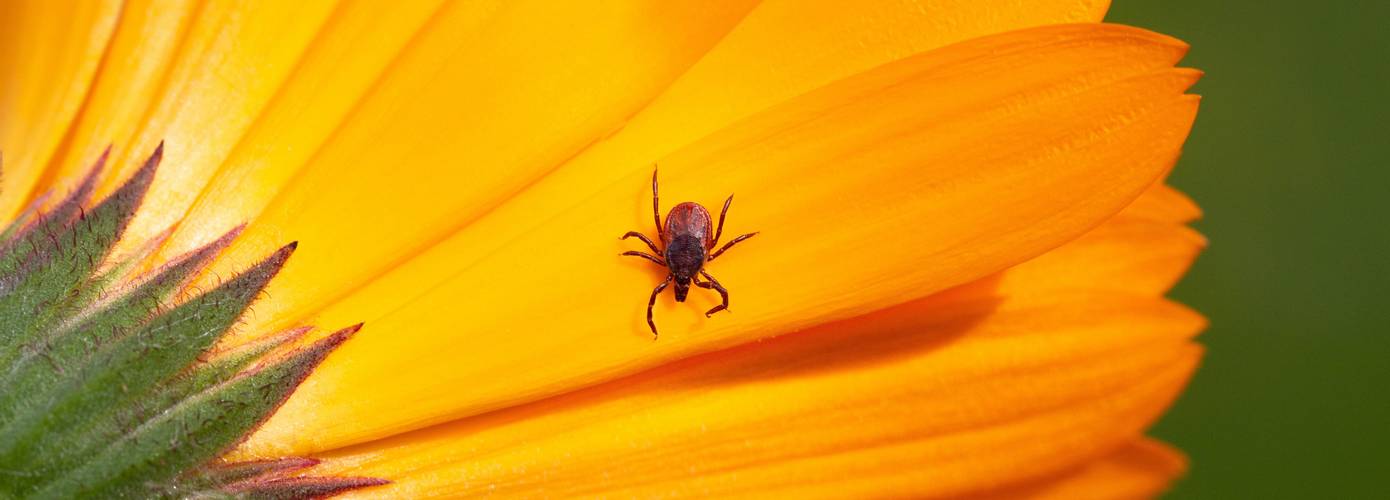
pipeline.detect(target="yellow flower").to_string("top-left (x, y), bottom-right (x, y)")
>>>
top-left (1, 0), bottom-right (1203, 497)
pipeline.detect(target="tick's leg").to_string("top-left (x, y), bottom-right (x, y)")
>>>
top-left (651, 166), bottom-right (663, 240)
top-left (621, 250), bottom-right (665, 267)
top-left (712, 194), bottom-right (734, 246)
top-left (621, 231), bottom-right (661, 253)
top-left (708, 232), bottom-right (758, 261)
top-left (696, 270), bottom-right (730, 317)
top-left (647, 275), bottom-right (673, 337)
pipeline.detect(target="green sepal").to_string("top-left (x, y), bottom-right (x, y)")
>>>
top-left (0, 184), bottom-right (53, 252)
top-left (0, 242), bottom-right (298, 473)
top-left (180, 456), bottom-right (387, 499)
top-left (0, 225), bottom-right (243, 424)
top-left (32, 325), bottom-right (364, 499)
top-left (0, 147), bottom-right (106, 275)
top-left (0, 226), bottom-right (251, 481)
top-left (141, 325), bottom-right (313, 424)
top-left (220, 475), bottom-right (390, 500)
top-left (187, 457), bottom-right (321, 489)
top-left (0, 144), bottom-right (153, 368)
top-left (0, 147), bottom-right (381, 498)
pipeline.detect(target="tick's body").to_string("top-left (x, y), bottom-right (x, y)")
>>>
top-left (622, 169), bottom-right (757, 337)
top-left (661, 202), bottom-right (713, 301)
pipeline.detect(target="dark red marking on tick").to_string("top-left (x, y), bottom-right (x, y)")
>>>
top-left (621, 167), bottom-right (758, 338)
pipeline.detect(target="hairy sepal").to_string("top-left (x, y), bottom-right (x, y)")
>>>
top-left (34, 325), bottom-right (363, 498)
top-left (0, 146), bottom-right (154, 368)
top-left (0, 242), bottom-right (297, 485)
top-left (0, 225), bottom-right (242, 424)
top-left (0, 148), bottom-right (379, 497)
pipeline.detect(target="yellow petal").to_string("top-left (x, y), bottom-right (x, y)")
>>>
top-left (85, 0), bottom-right (345, 259)
top-left (244, 23), bottom-right (1200, 455)
top-left (0, 0), bottom-right (119, 218)
top-left (183, 0), bottom-right (759, 331)
top-left (61, 0), bottom-right (450, 261)
top-left (210, 0), bottom-right (1111, 338)
top-left (304, 289), bottom-right (1201, 498)
top-left (31, 0), bottom-right (202, 204)
top-left (979, 438), bottom-right (1186, 500)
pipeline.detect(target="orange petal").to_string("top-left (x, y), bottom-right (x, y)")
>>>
top-left (302, 290), bottom-right (1201, 498)
top-left (184, 0), bottom-right (759, 330)
top-left (565, 0), bottom-right (1113, 207)
top-left (243, 23), bottom-right (1200, 455)
top-left (1119, 182), bottom-right (1202, 223)
top-left (993, 216), bottom-right (1206, 298)
top-left (209, 0), bottom-right (1111, 338)
top-left (0, 0), bottom-right (119, 218)
top-left (977, 438), bottom-right (1187, 500)
top-left (979, 181), bottom-right (1205, 299)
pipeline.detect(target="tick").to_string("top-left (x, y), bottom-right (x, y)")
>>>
top-left (621, 168), bottom-right (758, 338)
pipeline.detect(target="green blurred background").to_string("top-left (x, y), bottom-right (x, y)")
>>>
top-left (1105, 2), bottom-right (1389, 498)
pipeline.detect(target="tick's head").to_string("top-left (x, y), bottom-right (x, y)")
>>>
top-left (672, 279), bottom-right (691, 302)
